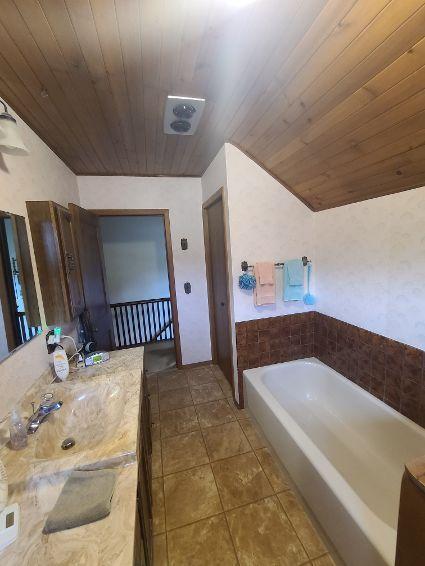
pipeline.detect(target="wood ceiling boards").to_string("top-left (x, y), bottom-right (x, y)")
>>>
top-left (0, 0), bottom-right (424, 210)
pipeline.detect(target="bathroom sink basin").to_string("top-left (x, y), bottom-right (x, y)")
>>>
top-left (33, 379), bottom-right (125, 461)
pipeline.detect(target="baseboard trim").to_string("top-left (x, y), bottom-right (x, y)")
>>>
top-left (181, 359), bottom-right (213, 369)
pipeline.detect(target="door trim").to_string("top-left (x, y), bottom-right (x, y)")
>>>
top-left (202, 189), bottom-right (235, 397)
top-left (89, 208), bottom-right (182, 368)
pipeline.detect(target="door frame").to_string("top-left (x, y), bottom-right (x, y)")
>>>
top-left (89, 208), bottom-right (182, 368)
top-left (202, 188), bottom-right (235, 396)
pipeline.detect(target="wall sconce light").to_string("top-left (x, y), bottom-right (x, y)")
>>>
top-left (0, 100), bottom-right (28, 156)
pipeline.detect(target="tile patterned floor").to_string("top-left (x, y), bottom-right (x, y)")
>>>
top-left (148, 364), bottom-right (337, 566)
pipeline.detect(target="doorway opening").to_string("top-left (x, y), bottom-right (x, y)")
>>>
top-left (94, 209), bottom-right (182, 372)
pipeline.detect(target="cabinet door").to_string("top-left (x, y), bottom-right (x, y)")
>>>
top-left (55, 207), bottom-right (85, 319)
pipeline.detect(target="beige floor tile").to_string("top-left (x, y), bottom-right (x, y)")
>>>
top-left (153, 533), bottom-right (168, 566)
top-left (152, 438), bottom-right (163, 478)
top-left (162, 431), bottom-right (209, 475)
top-left (186, 366), bottom-right (216, 387)
top-left (150, 393), bottom-right (159, 415)
top-left (153, 477), bottom-right (166, 534)
top-left (158, 370), bottom-right (188, 392)
top-left (211, 364), bottom-right (225, 377)
top-left (147, 374), bottom-right (158, 394)
top-left (278, 490), bottom-right (327, 559)
top-left (256, 447), bottom-right (291, 492)
top-left (164, 464), bottom-right (222, 530)
top-left (160, 406), bottom-right (199, 438)
top-left (312, 554), bottom-right (336, 566)
top-left (196, 399), bottom-right (235, 428)
top-left (152, 421), bottom-right (161, 442)
top-left (191, 382), bottom-right (224, 404)
top-left (227, 397), bottom-right (251, 420)
top-left (167, 514), bottom-right (237, 566)
top-left (217, 377), bottom-right (233, 397)
top-left (203, 421), bottom-right (251, 461)
top-left (212, 451), bottom-right (273, 510)
top-left (159, 387), bottom-right (193, 412)
top-left (226, 496), bottom-right (308, 566)
top-left (239, 418), bottom-right (267, 449)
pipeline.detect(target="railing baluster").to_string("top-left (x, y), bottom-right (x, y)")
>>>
top-left (141, 303), bottom-right (148, 344)
top-left (110, 298), bottom-right (173, 349)
top-left (166, 299), bottom-right (173, 339)
top-left (113, 306), bottom-right (120, 347)
top-left (161, 300), bottom-right (166, 340)
top-left (119, 306), bottom-right (126, 347)
top-left (135, 303), bottom-right (142, 344)
top-left (124, 305), bottom-right (131, 345)
top-left (154, 301), bottom-right (159, 340)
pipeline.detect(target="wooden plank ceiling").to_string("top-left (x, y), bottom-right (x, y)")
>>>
top-left (0, 0), bottom-right (424, 210)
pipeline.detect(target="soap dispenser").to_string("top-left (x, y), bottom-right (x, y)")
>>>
top-left (8, 408), bottom-right (27, 450)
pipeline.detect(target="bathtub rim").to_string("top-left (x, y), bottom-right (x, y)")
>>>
top-left (243, 357), bottom-right (422, 565)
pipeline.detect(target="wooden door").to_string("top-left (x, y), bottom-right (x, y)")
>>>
top-left (69, 204), bottom-right (113, 351)
top-left (203, 190), bottom-right (233, 386)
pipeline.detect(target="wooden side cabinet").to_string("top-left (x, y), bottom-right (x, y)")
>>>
top-left (26, 201), bottom-right (84, 325)
top-left (134, 370), bottom-right (153, 565)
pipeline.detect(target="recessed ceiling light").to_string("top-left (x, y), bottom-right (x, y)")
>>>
top-left (164, 96), bottom-right (205, 136)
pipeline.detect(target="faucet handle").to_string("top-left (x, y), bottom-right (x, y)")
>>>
top-left (31, 402), bottom-right (36, 415)
top-left (40, 392), bottom-right (54, 407)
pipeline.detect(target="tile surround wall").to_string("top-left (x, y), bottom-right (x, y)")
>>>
top-left (236, 312), bottom-right (425, 428)
top-left (314, 312), bottom-right (425, 427)
top-left (235, 312), bottom-right (315, 407)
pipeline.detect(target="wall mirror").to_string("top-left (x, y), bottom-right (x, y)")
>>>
top-left (0, 211), bottom-right (41, 362)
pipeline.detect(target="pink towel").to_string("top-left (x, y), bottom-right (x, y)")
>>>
top-left (254, 262), bottom-right (275, 306)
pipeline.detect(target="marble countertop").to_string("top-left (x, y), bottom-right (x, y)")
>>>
top-left (0, 346), bottom-right (144, 566)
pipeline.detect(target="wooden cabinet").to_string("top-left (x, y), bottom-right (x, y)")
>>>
top-left (134, 370), bottom-right (153, 565)
top-left (26, 201), bottom-right (84, 325)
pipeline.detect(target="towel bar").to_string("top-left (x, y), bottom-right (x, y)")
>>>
top-left (241, 256), bottom-right (310, 272)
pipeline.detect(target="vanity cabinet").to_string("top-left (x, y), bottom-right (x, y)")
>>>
top-left (26, 201), bottom-right (84, 325)
top-left (134, 370), bottom-right (153, 565)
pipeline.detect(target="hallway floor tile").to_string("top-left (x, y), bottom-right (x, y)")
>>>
top-left (152, 364), bottom-right (337, 566)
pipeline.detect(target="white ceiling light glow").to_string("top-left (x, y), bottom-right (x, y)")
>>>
top-left (0, 100), bottom-right (28, 156)
top-left (164, 96), bottom-right (205, 136)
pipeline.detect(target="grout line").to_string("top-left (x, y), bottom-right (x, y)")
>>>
top-left (205, 433), bottom-right (241, 566)
top-left (275, 491), bottom-right (315, 563)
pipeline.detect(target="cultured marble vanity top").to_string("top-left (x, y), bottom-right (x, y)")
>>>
top-left (0, 346), bottom-right (144, 566)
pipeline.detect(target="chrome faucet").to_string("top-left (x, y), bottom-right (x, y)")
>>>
top-left (27, 392), bottom-right (63, 434)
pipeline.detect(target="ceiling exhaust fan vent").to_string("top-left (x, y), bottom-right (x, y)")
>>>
top-left (164, 96), bottom-right (205, 135)
top-left (170, 120), bottom-right (191, 133)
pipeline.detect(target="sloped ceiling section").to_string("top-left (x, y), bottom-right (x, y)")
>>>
top-left (0, 0), bottom-right (424, 210)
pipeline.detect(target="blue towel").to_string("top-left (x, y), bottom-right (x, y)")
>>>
top-left (283, 259), bottom-right (304, 301)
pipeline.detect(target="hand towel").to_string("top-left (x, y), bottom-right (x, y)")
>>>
top-left (283, 259), bottom-right (304, 302)
top-left (43, 468), bottom-right (117, 534)
top-left (254, 262), bottom-right (275, 306)
top-left (256, 262), bottom-right (274, 285)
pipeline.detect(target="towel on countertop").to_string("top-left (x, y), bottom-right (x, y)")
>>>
top-left (283, 259), bottom-right (304, 302)
top-left (254, 262), bottom-right (275, 306)
top-left (43, 468), bottom-right (117, 534)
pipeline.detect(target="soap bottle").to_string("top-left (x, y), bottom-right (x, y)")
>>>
top-left (9, 408), bottom-right (27, 450)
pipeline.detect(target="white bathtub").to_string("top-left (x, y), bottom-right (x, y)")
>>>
top-left (244, 358), bottom-right (425, 566)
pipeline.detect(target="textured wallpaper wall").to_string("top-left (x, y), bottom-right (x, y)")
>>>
top-left (0, 107), bottom-right (80, 417)
top-left (78, 176), bottom-right (212, 365)
top-left (314, 187), bottom-right (425, 351)
top-left (225, 144), bottom-right (315, 323)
